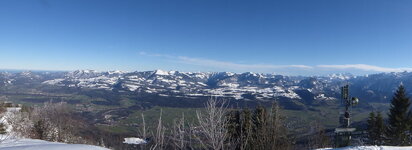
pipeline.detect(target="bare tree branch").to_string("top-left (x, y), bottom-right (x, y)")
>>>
top-left (196, 97), bottom-right (228, 150)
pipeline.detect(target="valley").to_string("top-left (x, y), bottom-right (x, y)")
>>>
top-left (0, 70), bottom-right (401, 137)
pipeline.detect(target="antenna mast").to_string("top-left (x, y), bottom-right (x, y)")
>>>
top-left (335, 84), bottom-right (359, 147)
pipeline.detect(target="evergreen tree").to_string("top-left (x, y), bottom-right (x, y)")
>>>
top-left (368, 111), bottom-right (385, 145)
top-left (34, 120), bottom-right (45, 139)
top-left (0, 123), bottom-right (6, 134)
top-left (270, 102), bottom-right (281, 149)
top-left (252, 105), bottom-right (268, 150)
top-left (386, 85), bottom-right (411, 146)
top-left (240, 109), bottom-right (253, 150)
top-left (226, 110), bottom-right (241, 149)
top-left (375, 112), bottom-right (385, 145)
top-left (225, 104), bottom-right (293, 150)
top-left (269, 102), bottom-right (293, 150)
top-left (367, 112), bottom-right (377, 145)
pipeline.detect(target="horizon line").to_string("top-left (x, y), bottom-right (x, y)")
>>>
top-left (1, 68), bottom-right (410, 77)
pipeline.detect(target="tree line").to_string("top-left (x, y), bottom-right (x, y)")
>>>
top-left (0, 98), bottom-right (331, 150)
top-left (134, 98), bottom-right (332, 150)
top-left (122, 98), bottom-right (295, 150)
top-left (367, 85), bottom-right (412, 146)
top-left (0, 98), bottom-right (297, 149)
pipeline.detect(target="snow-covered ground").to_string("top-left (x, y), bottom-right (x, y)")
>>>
top-left (319, 146), bottom-right (412, 150)
top-left (0, 138), bottom-right (110, 150)
top-left (123, 137), bottom-right (147, 145)
top-left (0, 106), bottom-right (109, 150)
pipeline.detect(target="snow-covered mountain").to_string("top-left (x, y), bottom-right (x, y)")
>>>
top-left (2, 70), bottom-right (412, 103)
top-left (38, 70), bottom-right (342, 101)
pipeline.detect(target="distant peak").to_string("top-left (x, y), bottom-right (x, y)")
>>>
top-left (108, 70), bottom-right (126, 74)
top-left (72, 69), bottom-right (99, 73)
top-left (153, 69), bottom-right (169, 75)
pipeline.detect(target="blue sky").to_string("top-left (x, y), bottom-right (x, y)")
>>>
top-left (1, 0), bottom-right (412, 75)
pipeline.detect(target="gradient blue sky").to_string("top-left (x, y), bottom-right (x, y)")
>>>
top-left (1, 0), bottom-right (412, 75)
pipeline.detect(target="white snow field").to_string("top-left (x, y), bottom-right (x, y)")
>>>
top-left (0, 138), bottom-right (110, 150)
top-left (123, 137), bottom-right (147, 145)
top-left (319, 146), bottom-right (412, 150)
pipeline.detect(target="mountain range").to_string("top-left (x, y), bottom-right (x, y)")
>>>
top-left (1, 69), bottom-right (411, 105)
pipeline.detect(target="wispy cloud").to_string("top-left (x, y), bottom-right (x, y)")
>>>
top-left (139, 51), bottom-right (312, 71)
top-left (138, 51), bottom-right (175, 59)
top-left (176, 56), bottom-right (312, 70)
top-left (317, 64), bottom-right (412, 72)
top-left (139, 51), bottom-right (412, 74)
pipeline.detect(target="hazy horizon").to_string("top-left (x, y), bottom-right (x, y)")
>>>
top-left (2, 67), bottom-right (410, 77)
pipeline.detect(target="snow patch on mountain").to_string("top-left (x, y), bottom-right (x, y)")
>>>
top-left (315, 94), bottom-right (336, 101)
top-left (327, 73), bottom-right (354, 80)
top-left (42, 79), bottom-right (65, 85)
top-left (153, 69), bottom-right (169, 76)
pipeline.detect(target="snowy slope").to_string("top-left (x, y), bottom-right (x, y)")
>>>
top-left (13, 69), bottom-right (412, 102)
top-left (319, 146), bottom-right (412, 150)
top-left (0, 105), bottom-right (110, 150)
top-left (0, 138), bottom-right (109, 150)
top-left (38, 70), bottom-right (340, 101)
